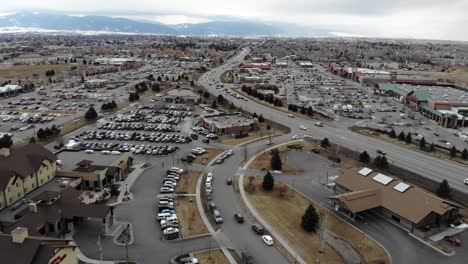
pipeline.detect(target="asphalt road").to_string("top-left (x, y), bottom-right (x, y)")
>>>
top-left (197, 48), bottom-right (468, 195)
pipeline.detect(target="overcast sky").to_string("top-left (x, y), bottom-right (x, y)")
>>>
top-left (1, 0), bottom-right (468, 40)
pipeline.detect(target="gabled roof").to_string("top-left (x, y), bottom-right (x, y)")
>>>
top-left (0, 144), bottom-right (56, 190)
top-left (333, 167), bottom-right (457, 224)
top-left (377, 83), bottom-right (411, 96)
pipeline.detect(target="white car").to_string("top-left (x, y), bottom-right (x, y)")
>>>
top-left (262, 235), bottom-right (274, 246)
top-left (315, 122), bottom-right (323, 127)
top-left (292, 135), bottom-right (300, 140)
top-left (169, 167), bottom-right (184, 174)
top-left (464, 178), bottom-right (468, 185)
top-left (160, 187), bottom-right (174, 193)
top-left (288, 114), bottom-right (294, 118)
top-left (266, 140), bottom-right (272, 145)
top-left (163, 227), bottom-right (179, 235)
top-left (299, 125), bottom-right (307, 130)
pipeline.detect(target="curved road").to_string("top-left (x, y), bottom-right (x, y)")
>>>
top-left (198, 48), bottom-right (468, 195)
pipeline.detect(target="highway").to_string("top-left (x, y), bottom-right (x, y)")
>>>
top-left (198, 48), bottom-right (468, 195)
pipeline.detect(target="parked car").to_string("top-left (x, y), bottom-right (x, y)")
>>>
top-left (160, 187), bottom-right (174, 193)
top-left (314, 122), bottom-right (323, 127)
top-left (376, 149), bottom-right (386, 155)
top-left (444, 236), bottom-right (461, 246)
top-left (252, 224), bottom-right (264, 235)
top-left (262, 235), bottom-right (274, 246)
top-left (234, 213), bottom-right (244, 223)
top-left (202, 138), bottom-right (210, 143)
top-left (226, 178), bottom-right (233, 185)
top-left (213, 210), bottom-right (223, 224)
top-left (163, 227), bottom-right (179, 235)
top-left (464, 178), bottom-right (468, 185)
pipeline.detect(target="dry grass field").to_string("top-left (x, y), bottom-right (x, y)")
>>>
top-left (194, 249), bottom-right (229, 264)
top-left (175, 171), bottom-right (199, 194)
top-left (248, 145), bottom-right (302, 174)
top-left (175, 197), bottom-right (208, 238)
top-left (245, 180), bottom-right (390, 264)
top-left (0, 64), bottom-right (88, 79)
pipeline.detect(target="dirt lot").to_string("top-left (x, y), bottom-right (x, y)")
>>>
top-left (175, 171), bottom-right (199, 194)
top-left (245, 180), bottom-right (390, 264)
top-left (194, 249), bottom-right (229, 264)
top-left (193, 148), bottom-right (224, 165)
top-left (175, 197), bottom-right (209, 238)
top-left (0, 64), bottom-right (88, 79)
top-left (60, 117), bottom-right (98, 136)
top-left (248, 145), bottom-right (302, 174)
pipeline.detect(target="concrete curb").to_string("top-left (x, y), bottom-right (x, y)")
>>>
top-left (113, 223), bottom-right (134, 246)
top-left (167, 232), bottom-right (211, 242)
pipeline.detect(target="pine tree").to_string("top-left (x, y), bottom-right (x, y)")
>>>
top-left (270, 149), bottom-right (282, 171)
top-left (84, 106), bottom-right (98, 120)
top-left (359, 151), bottom-right (370, 163)
top-left (389, 129), bottom-right (396, 138)
top-left (405, 133), bottom-right (412, 144)
top-left (321, 138), bottom-right (330, 148)
top-left (398, 131), bottom-right (405, 141)
top-left (262, 171), bottom-right (275, 191)
top-left (419, 137), bottom-right (426, 150)
top-left (450, 146), bottom-right (457, 158)
top-left (380, 156), bottom-right (389, 169)
top-left (429, 143), bottom-right (435, 152)
top-left (436, 179), bottom-right (451, 198)
top-left (258, 114), bottom-right (265, 123)
top-left (301, 204), bottom-right (320, 232)
top-left (461, 149), bottom-right (468, 160)
top-left (374, 155), bottom-right (382, 168)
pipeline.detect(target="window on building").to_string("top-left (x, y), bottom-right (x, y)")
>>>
top-left (9, 198), bottom-right (12, 203)
top-left (7, 187), bottom-right (11, 193)
top-left (16, 182), bottom-right (19, 187)
top-left (40, 179), bottom-right (44, 184)
top-left (48, 223), bottom-right (55, 233)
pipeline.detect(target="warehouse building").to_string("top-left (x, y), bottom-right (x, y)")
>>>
top-left (330, 167), bottom-right (461, 238)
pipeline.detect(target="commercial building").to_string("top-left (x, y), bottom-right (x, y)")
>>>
top-left (201, 113), bottom-right (257, 134)
top-left (377, 83), bottom-right (468, 128)
top-left (162, 88), bottom-right (200, 104)
top-left (0, 144), bottom-right (57, 210)
top-left (56, 151), bottom-right (134, 190)
top-left (0, 85), bottom-right (24, 98)
top-left (330, 167), bottom-right (461, 238)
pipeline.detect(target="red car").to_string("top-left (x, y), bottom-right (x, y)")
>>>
top-left (444, 236), bottom-right (461, 246)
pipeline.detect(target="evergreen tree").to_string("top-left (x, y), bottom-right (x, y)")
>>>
top-left (398, 131), bottom-right (405, 141)
top-left (389, 129), bottom-right (396, 138)
top-left (380, 156), bottom-right (389, 169)
top-left (436, 179), bottom-right (451, 198)
top-left (429, 143), bottom-right (435, 152)
top-left (262, 171), bottom-right (275, 191)
top-left (374, 155), bottom-right (382, 168)
top-left (461, 148), bottom-right (468, 160)
top-left (84, 106), bottom-right (98, 120)
top-left (359, 151), bottom-right (370, 163)
top-left (258, 114), bottom-right (265, 123)
top-left (0, 134), bottom-right (13, 149)
top-left (253, 112), bottom-right (258, 118)
top-left (419, 137), bottom-right (426, 150)
top-left (301, 204), bottom-right (320, 232)
top-left (321, 138), bottom-right (330, 148)
top-left (405, 133), bottom-right (412, 144)
top-left (270, 149), bottom-right (282, 171)
top-left (450, 146), bottom-right (457, 158)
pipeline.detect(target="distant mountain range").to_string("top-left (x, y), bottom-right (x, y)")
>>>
top-left (0, 12), bottom-right (331, 37)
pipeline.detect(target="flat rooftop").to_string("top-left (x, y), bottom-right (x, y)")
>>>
top-left (57, 151), bottom-right (126, 171)
top-left (203, 113), bottom-right (255, 127)
top-left (399, 84), bottom-right (468, 103)
top-left (164, 88), bottom-right (199, 97)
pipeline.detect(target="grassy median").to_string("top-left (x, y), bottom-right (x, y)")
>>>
top-left (175, 197), bottom-right (209, 238)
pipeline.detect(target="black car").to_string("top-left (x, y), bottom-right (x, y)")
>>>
top-left (251, 224), bottom-right (264, 235)
top-left (226, 178), bottom-right (233, 185)
top-left (376, 149), bottom-right (386, 155)
top-left (202, 138), bottom-right (210, 143)
top-left (234, 213), bottom-right (244, 223)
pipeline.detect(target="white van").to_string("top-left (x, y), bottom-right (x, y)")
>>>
top-left (159, 201), bottom-right (174, 207)
top-left (84, 149), bottom-right (94, 154)
top-left (206, 185), bottom-right (212, 194)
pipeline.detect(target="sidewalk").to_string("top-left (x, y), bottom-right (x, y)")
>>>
top-left (429, 224), bottom-right (468, 242)
top-left (112, 163), bottom-right (148, 205)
